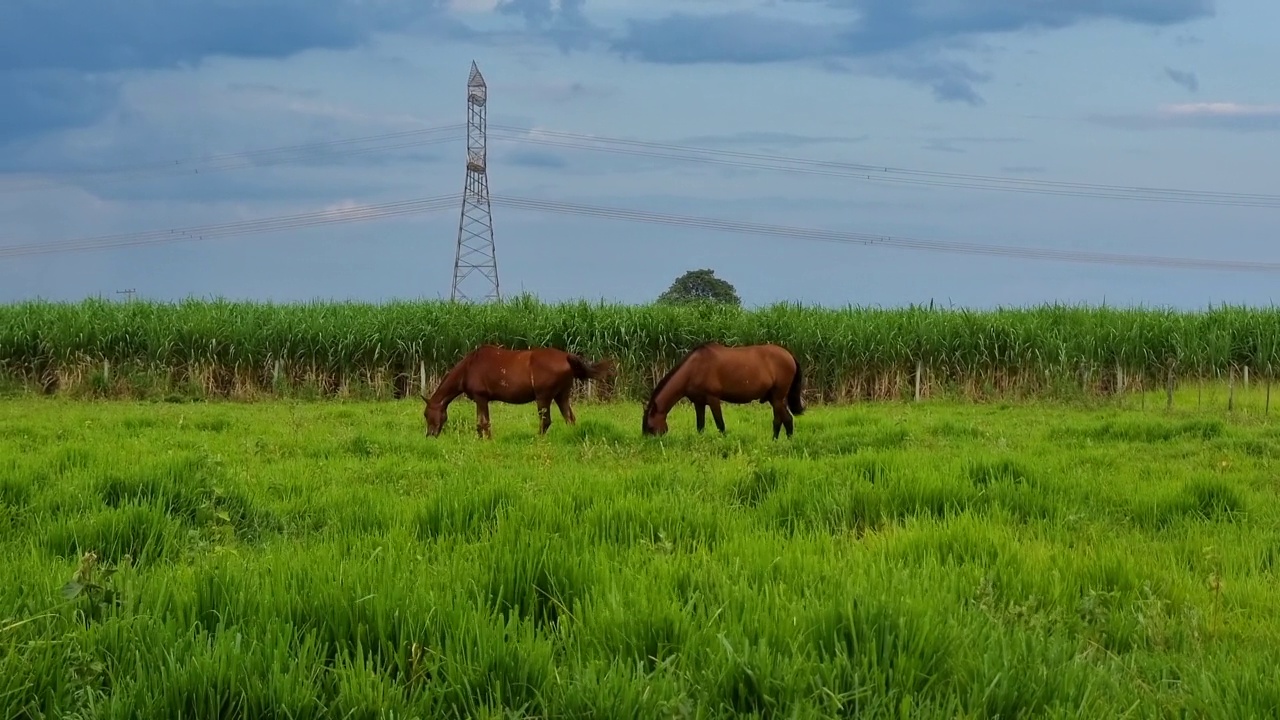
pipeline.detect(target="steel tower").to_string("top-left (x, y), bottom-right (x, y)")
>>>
top-left (450, 61), bottom-right (501, 302)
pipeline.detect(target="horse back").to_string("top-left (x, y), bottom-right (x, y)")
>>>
top-left (697, 343), bottom-right (794, 398)
top-left (467, 345), bottom-right (575, 400)
top-left (717, 344), bottom-right (794, 373)
top-left (458, 345), bottom-right (527, 394)
top-left (469, 345), bottom-right (547, 368)
top-left (759, 343), bottom-right (799, 377)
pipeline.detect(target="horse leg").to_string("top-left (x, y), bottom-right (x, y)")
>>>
top-left (536, 395), bottom-right (553, 435)
top-left (694, 401), bottom-right (707, 433)
top-left (555, 386), bottom-right (576, 425)
top-left (708, 398), bottom-right (727, 434)
top-left (475, 397), bottom-right (492, 439)
top-left (771, 396), bottom-right (794, 440)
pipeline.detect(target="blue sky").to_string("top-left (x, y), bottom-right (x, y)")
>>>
top-left (1, 0), bottom-right (1278, 309)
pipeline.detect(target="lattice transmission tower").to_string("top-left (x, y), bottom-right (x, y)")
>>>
top-left (450, 61), bottom-right (501, 303)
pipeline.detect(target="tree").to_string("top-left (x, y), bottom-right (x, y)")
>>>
top-left (656, 268), bottom-right (741, 307)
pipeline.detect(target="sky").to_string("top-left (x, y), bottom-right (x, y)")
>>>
top-left (1, 0), bottom-right (1279, 309)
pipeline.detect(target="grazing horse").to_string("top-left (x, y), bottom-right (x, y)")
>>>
top-left (423, 345), bottom-right (615, 438)
top-left (641, 342), bottom-right (805, 439)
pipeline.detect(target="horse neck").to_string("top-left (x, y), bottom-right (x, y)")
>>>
top-left (650, 362), bottom-right (692, 415)
top-left (428, 359), bottom-right (468, 407)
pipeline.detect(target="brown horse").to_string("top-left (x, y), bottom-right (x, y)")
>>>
top-left (423, 345), bottom-right (615, 438)
top-left (641, 342), bottom-right (805, 439)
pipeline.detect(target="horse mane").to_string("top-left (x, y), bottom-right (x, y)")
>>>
top-left (645, 342), bottom-right (716, 412)
top-left (426, 348), bottom-right (476, 403)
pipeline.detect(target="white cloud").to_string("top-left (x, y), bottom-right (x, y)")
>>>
top-left (448, 0), bottom-right (501, 14)
top-left (1092, 101), bottom-right (1280, 132)
top-left (1158, 102), bottom-right (1280, 118)
top-left (322, 199), bottom-right (369, 213)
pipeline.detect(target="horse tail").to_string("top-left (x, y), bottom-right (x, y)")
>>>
top-left (568, 354), bottom-right (616, 382)
top-left (786, 350), bottom-right (806, 416)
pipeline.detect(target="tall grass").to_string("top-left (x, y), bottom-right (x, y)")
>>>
top-left (3, 295), bottom-right (1280, 401)
top-left (3, 398), bottom-right (1280, 717)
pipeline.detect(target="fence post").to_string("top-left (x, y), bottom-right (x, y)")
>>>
top-left (914, 359), bottom-right (923, 402)
top-left (420, 360), bottom-right (427, 397)
top-left (1166, 366), bottom-right (1175, 410)
top-left (1228, 367), bottom-right (1235, 412)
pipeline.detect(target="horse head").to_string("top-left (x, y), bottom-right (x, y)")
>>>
top-left (423, 393), bottom-right (447, 437)
top-left (641, 399), bottom-right (667, 436)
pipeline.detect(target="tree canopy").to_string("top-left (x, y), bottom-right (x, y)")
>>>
top-left (656, 268), bottom-right (741, 307)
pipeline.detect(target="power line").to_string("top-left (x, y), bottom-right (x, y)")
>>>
top-left (4, 121), bottom-right (1279, 209)
top-left (493, 196), bottom-right (1280, 273)
top-left (0, 194), bottom-right (461, 258)
top-left (485, 126), bottom-right (1280, 209)
top-left (5, 192), bottom-right (1279, 274)
top-left (0, 125), bottom-right (465, 192)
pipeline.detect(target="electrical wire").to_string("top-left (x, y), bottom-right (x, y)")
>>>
top-left (0, 194), bottom-right (461, 258)
top-left (0, 125), bottom-right (466, 192)
top-left (485, 126), bottom-right (1280, 209)
top-left (3, 120), bottom-right (1278, 209)
top-left (491, 196), bottom-right (1280, 272)
top-left (4, 192), bottom-right (1278, 274)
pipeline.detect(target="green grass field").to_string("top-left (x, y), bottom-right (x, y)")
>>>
top-left (4, 393), bottom-right (1280, 718)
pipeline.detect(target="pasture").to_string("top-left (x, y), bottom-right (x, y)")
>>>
top-left (3, 393), bottom-right (1280, 718)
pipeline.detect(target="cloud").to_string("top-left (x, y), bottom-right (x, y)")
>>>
top-left (500, 78), bottom-right (615, 104)
top-left (0, 70), bottom-right (121, 140)
top-left (606, 0), bottom-right (1215, 105)
top-left (539, 79), bottom-right (610, 102)
top-left (675, 131), bottom-right (869, 148)
top-left (1163, 101), bottom-right (1278, 115)
top-left (0, 72), bottom-right (455, 204)
top-left (0, 1), bottom-right (450, 73)
top-left (503, 148), bottom-right (570, 168)
top-left (69, 169), bottom-right (407, 205)
top-left (1091, 102), bottom-right (1280, 132)
top-left (923, 135), bottom-right (1025, 153)
top-left (1163, 66), bottom-right (1199, 93)
top-left (494, 0), bottom-right (604, 51)
top-left (612, 13), bottom-right (843, 65)
top-left (0, 0), bottom-right (457, 145)
top-left (862, 55), bottom-right (992, 106)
